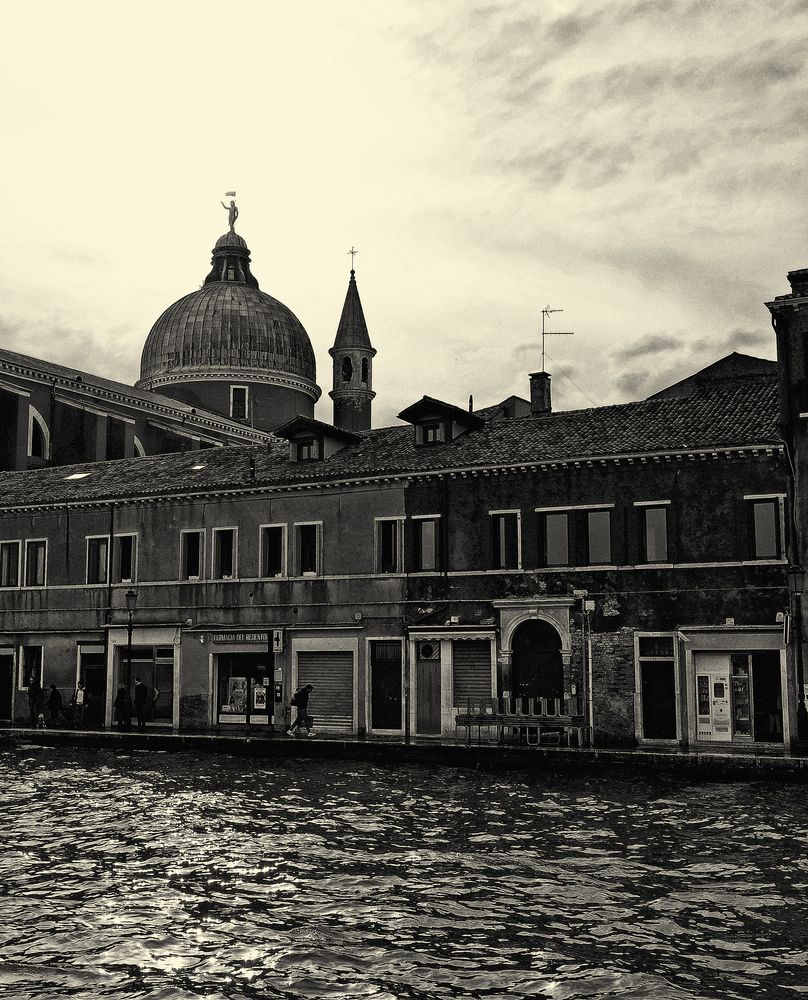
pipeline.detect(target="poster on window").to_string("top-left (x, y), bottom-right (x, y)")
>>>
top-left (253, 685), bottom-right (267, 710)
top-left (223, 677), bottom-right (247, 714)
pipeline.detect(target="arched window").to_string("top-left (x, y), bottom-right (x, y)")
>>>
top-left (133, 436), bottom-right (146, 458)
top-left (341, 356), bottom-right (353, 382)
top-left (511, 619), bottom-right (564, 702)
top-left (361, 358), bottom-right (369, 384)
top-left (28, 407), bottom-right (49, 462)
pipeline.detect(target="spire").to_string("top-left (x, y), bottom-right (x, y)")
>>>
top-left (331, 270), bottom-right (374, 353)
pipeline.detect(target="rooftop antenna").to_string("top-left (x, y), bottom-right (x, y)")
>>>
top-left (541, 305), bottom-right (574, 373)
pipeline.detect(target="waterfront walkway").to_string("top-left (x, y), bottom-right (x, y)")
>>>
top-left (1, 724), bottom-right (807, 781)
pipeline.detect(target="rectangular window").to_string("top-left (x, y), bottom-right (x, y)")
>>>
top-left (296, 523), bottom-right (321, 576)
top-left (213, 528), bottom-right (237, 579)
top-left (19, 646), bottom-right (43, 689)
top-left (414, 518), bottom-right (439, 572)
top-left (113, 534), bottom-right (136, 584)
top-left (750, 500), bottom-right (779, 559)
top-left (86, 536), bottom-right (110, 585)
top-left (376, 519), bottom-right (402, 574)
top-left (260, 525), bottom-right (286, 577)
top-left (543, 512), bottom-right (569, 567)
top-left (24, 540), bottom-right (46, 588)
top-left (641, 507), bottom-right (668, 563)
top-left (421, 422), bottom-right (444, 445)
top-left (297, 439), bottom-right (320, 461)
top-left (0, 541), bottom-right (20, 588)
top-left (180, 530), bottom-right (204, 580)
top-left (230, 385), bottom-right (248, 420)
top-left (586, 510), bottom-right (611, 565)
top-left (491, 512), bottom-right (520, 570)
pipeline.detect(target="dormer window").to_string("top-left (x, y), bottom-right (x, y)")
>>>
top-left (421, 421), bottom-right (444, 445)
top-left (398, 396), bottom-right (484, 447)
top-left (297, 438), bottom-right (321, 461)
top-left (341, 356), bottom-right (353, 382)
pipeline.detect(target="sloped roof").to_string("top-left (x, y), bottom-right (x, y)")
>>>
top-left (0, 346), bottom-right (273, 440)
top-left (330, 271), bottom-right (373, 353)
top-left (647, 352), bottom-right (777, 400)
top-left (0, 375), bottom-right (781, 510)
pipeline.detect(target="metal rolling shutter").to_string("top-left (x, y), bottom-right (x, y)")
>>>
top-left (296, 651), bottom-right (354, 732)
top-left (452, 640), bottom-right (492, 706)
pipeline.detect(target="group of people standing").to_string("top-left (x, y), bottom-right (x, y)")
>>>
top-left (26, 674), bottom-right (153, 730)
top-left (26, 675), bottom-right (88, 728)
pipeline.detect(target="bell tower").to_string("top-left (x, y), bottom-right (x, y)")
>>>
top-left (329, 261), bottom-right (376, 431)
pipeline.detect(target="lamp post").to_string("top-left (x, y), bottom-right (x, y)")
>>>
top-left (787, 565), bottom-right (808, 742)
top-left (124, 588), bottom-right (137, 693)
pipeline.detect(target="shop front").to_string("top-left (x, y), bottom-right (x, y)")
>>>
top-left (207, 631), bottom-right (280, 728)
top-left (106, 626), bottom-right (181, 728)
top-left (678, 627), bottom-right (789, 748)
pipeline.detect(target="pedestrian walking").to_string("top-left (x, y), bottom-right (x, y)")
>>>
top-left (46, 684), bottom-right (63, 727)
top-left (134, 677), bottom-right (149, 730)
top-left (26, 673), bottom-right (43, 728)
top-left (287, 684), bottom-right (315, 736)
top-left (113, 683), bottom-right (133, 731)
top-left (71, 681), bottom-right (87, 728)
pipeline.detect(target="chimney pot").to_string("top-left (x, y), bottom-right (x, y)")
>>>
top-left (528, 371), bottom-right (551, 416)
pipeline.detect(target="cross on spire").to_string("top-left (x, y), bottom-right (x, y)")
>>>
top-left (348, 246), bottom-right (358, 271)
top-left (540, 305), bottom-right (574, 372)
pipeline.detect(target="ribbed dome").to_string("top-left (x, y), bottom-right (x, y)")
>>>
top-left (139, 283), bottom-right (317, 385)
top-left (137, 230), bottom-right (318, 391)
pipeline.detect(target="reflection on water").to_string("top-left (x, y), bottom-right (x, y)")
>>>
top-left (0, 748), bottom-right (807, 999)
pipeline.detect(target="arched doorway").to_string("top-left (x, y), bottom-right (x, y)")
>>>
top-left (511, 619), bottom-right (564, 700)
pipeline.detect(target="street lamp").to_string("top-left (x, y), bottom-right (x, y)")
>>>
top-left (787, 565), bottom-right (808, 742)
top-left (124, 588), bottom-right (137, 693)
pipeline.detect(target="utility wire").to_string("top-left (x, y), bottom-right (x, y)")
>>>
top-left (543, 350), bottom-right (599, 407)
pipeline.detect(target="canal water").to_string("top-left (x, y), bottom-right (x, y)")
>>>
top-left (0, 748), bottom-right (807, 999)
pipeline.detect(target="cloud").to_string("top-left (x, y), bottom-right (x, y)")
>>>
top-left (613, 333), bottom-right (684, 361)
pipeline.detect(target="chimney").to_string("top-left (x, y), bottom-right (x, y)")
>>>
top-left (529, 371), bottom-right (551, 416)
top-left (787, 269), bottom-right (808, 296)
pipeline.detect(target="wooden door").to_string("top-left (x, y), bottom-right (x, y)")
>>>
top-left (416, 660), bottom-right (441, 735)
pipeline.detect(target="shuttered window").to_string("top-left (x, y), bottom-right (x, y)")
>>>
top-left (452, 640), bottom-right (492, 707)
top-left (296, 651), bottom-right (354, 732)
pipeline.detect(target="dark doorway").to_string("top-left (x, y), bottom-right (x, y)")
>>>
top-left (0, 653), bottom-right (13, 721)
top-left (80, 651), bottom-right (107, 728)
top-left (416, 655), bottom-right (441, 735)
top-left (511, 620), bottom-right (564, 700)
top-left (641, 661), bottom-right (676, 738)
top-left (370, 641), bottom-right (402, 730)
top-left (752, 651), bottom-right (783, 743)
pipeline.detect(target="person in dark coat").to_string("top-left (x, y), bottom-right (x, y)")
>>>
top-left (46, 684), bottom-right (63, 727)
top-left (133, 677), bottom-right (149, 730)
top-left (27, 674), bottom-right (43, 727)
top-left (114, 683), bottom-right (133, 731)
top-left (287, 684), bottom-right (314, 736)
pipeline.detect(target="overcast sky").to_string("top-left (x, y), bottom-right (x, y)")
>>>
top-left (2, 0), bottom-right (807, 426)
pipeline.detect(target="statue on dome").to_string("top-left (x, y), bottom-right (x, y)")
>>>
top-left (221, 195), bottom-right (238, 232)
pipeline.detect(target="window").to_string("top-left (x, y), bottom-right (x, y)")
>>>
top-left (24, 540), bottom-right (46, 587)
top-left (361, 359), bottom-right (369, 384)
top-left (542, 512), bottom-right (569, 567)
top-left (491, 512), bottom-right (520, 570)
top-left (0, 541), bottom-right (20, 588)
top-left (413, 517), bottom-right (439, 572)
top-left (341, 356), bottom-right (353, 382)
top-left (19, 646), bottom-right (43, 689)
top-left (641, 506), bottom-right (668, 563)
top-left (28, 407), bottom-right (49, 462)
top-left (213, 528), bottom-right (237, 579)
top-left (296, 523), bottom-right (321, 576)
top-left (297, 439), bottom-right (321, 461)
top-left (113, 534), bottom-right (136, 583)
top-left (376, 519), bottom-right (402, 574)
top-left (420, 422), bottom-right (443, 445)
top-left (86, 536), bottom-right (109, 585)
top-left (230, 385), bottom-right (248, 421)
top-left (586, 510), bottom-right (611, 565)
top-left (636, 634), bottom-right (677, 741)
top-left (260, 525), bottom-right (286, 577)
top-left (750, 499), bottom-right (780, 559)
top-left (180, 530), bottom-right (204, 580)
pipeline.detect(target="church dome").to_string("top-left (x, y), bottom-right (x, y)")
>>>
top-left (137, 230), bottom-right (319, 404)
